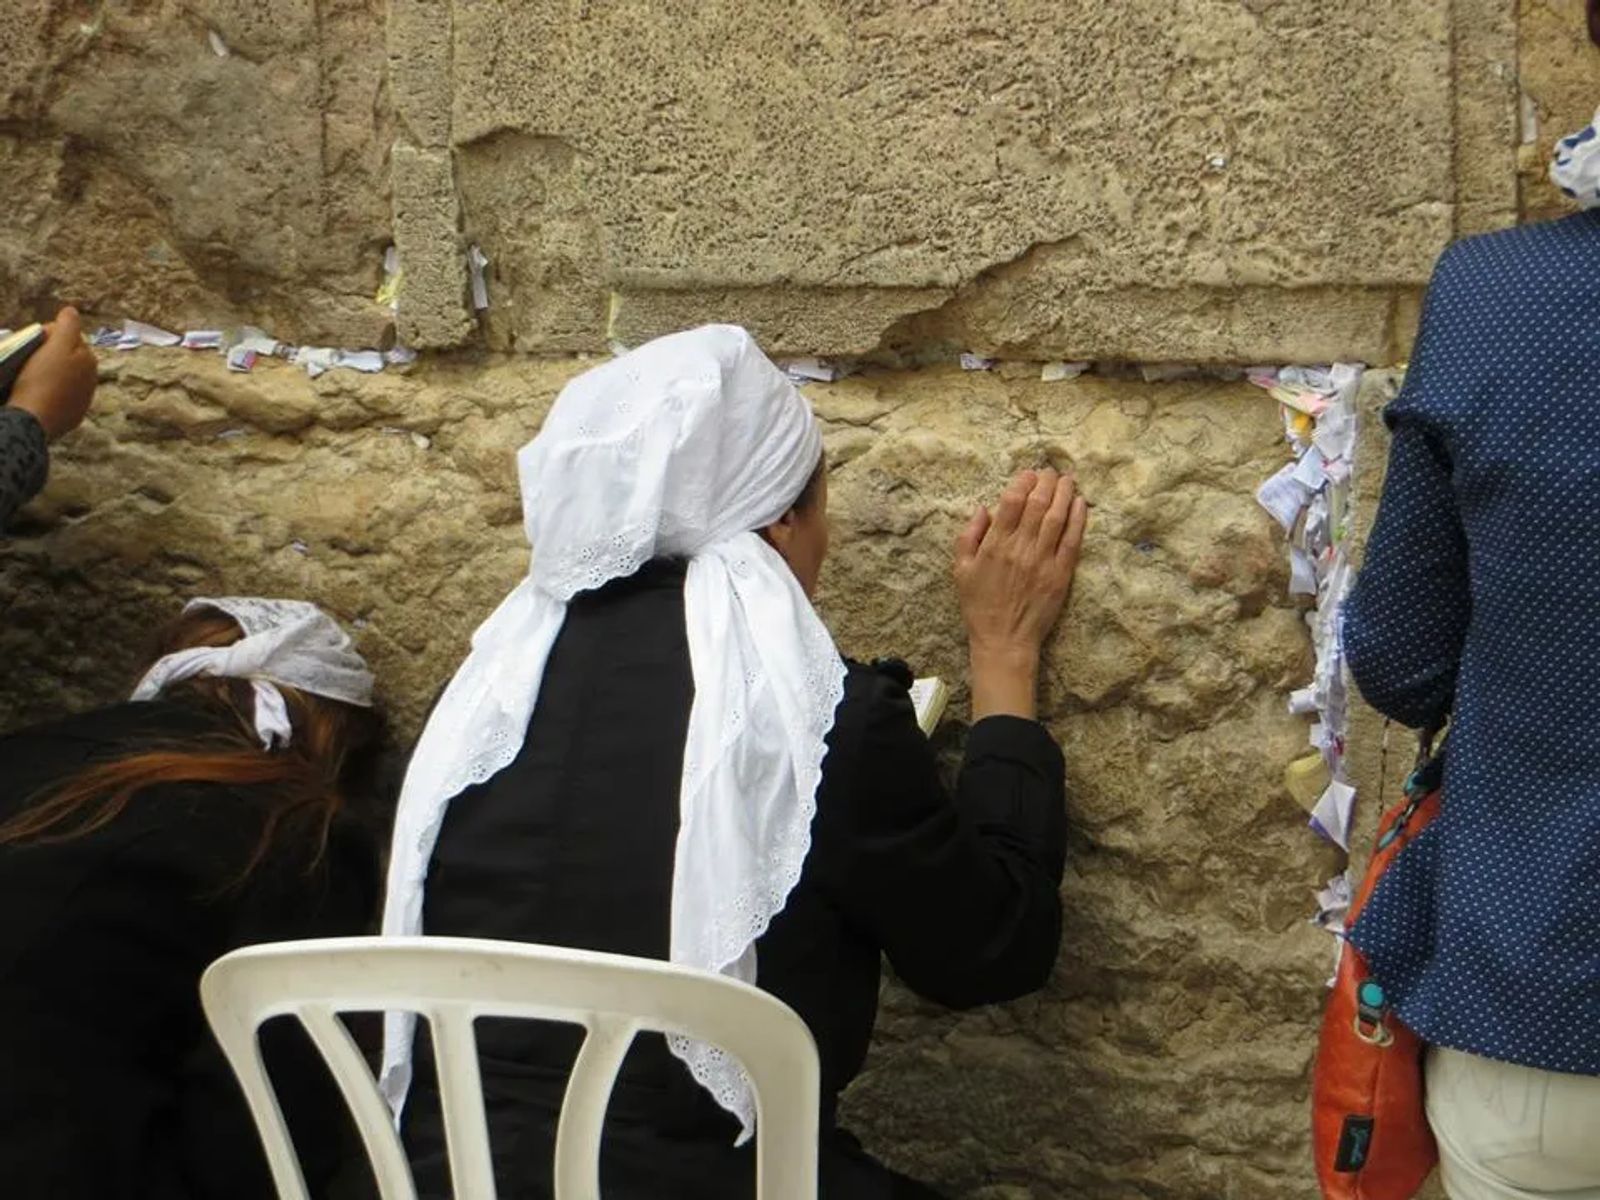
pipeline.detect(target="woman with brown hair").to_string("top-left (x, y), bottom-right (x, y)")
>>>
top-left (0, 597), bottom-right (387, 1200)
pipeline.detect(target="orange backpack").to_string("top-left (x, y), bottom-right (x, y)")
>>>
top-left (1312, 741), bottom-right (1443, 1199)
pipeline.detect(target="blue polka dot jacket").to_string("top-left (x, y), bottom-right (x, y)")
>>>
top-left (1345, 211), bottom-right (1600, 1077)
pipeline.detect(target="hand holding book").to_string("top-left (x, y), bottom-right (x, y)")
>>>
top-left (3, 306), bottom-right (96, 440)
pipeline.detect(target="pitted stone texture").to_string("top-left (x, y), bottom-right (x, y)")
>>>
top-left (1518, 0), bottom-right (1600, 222)
top-left (2, 353), bottom-right (1335, 1196)
top-left (0, 0), bottom-right (391, 345)
top-left (392, 144), bottom-right (475, 348)
top-left (1452, 0), bottom-right (1519, 237)
top-left (449, 0), bottom-right (1458, 359)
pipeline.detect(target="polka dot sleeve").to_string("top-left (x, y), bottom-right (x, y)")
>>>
top-left (1344, 245), bottom-right (1472, 730)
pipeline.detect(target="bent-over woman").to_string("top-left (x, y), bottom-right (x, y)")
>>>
top-left (0, 598), bottom-right (385, 1199)
top-left (381, 325), bottom-right (1089, 1199)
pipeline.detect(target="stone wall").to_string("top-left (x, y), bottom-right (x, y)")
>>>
top-left (2, 3), bottom-right (1596, 1198)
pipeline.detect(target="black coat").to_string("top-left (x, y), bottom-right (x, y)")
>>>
top-left (0, 698), bottom-right (380, 1199)
top-left (405, 559), bottom-right (1068, 1199)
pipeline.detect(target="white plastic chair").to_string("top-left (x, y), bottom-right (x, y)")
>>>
top-left (200, 935), bottom-right (820, 1200)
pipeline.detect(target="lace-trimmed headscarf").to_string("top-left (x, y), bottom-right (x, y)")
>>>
top-left (131, 598), bottom-right (374, 747)
top-left (379, 324), bottom-right (846, 1141)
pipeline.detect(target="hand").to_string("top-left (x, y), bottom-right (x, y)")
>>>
top-left (953, 468), bottom-right (1090, 720)
top-left (8, 306), bottom-right (97, 440)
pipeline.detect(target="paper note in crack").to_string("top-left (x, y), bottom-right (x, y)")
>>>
top-left (1289, 546), bottom-right (1319, 597)
top-left (468, 245), bottom-right (490, 311)
top-left (1256, 463), bottom-right (1309, 533)
top-left (1309, 780), bottom-right (1357, 850)
top-left (122, 319), bottom-right (180, 347)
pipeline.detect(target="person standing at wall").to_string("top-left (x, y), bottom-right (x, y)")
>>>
top-left (380, 325), bottom-right (1086, 1200)
top-left (1, 306), bottom-right (96, 528)
top-left (1341, 6), bottom-right (1600, 1194)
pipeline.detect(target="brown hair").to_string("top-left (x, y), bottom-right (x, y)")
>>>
top-left (0, 607), bottom-right (386, 882)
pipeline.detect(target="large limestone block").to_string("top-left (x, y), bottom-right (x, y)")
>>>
top-left (0, 0), bottom-right (392, 345)
top-left (3, 352), bottom-right (1338, 1195)
top-left (448, 0), bottom-right (1462, 360)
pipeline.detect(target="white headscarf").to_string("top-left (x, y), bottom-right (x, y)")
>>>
top-left (1552, 108), bottom-right (1600, 209)
top-left (131, 597), bottom-right (375, 747)
top-left (379, 325), bottom-right (846, 1141)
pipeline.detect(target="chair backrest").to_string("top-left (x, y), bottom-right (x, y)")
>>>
top-left (200, 936), bottom-right (820, 1200)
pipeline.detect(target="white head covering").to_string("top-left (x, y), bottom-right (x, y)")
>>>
top-left (379, 325), bottom-right (845, 1141)
top-left (1552, 108), bottom-right (1600, 209)
top-left (131, 597), bottom-right (375, 747)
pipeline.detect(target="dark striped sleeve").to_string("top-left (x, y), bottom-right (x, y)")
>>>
top-left (0, 407), bottom-right (48, 529)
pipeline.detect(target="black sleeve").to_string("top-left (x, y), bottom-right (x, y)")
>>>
top-left (0, 406), bottom-right (48, 528)
top-left (808, 666), bottom-right (1067, 1009)
top-left (178, 822), bottom-right (381, 1200)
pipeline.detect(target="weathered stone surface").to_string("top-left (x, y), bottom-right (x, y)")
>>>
top-left (392, 144), bottom-right (475, 348)
top-left (1, 350), bottom-right (1340, 1197)
top-left (1518, 0), bottom-right (1600, 222)
top-left (0, 0), bottom-right (392, 345)
top-left (1453, 0), bottom-right (1520, 237)
top-left (446, 0), bottom-right (1466, 360)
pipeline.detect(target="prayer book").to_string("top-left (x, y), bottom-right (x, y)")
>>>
top-left (0, 324), bottom-right (45, 403)
top-left (909, 676), bottom-right (949, 736)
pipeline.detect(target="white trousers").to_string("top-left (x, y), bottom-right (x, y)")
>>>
top-left (1427, 1046), bottom-right (1600, 1200)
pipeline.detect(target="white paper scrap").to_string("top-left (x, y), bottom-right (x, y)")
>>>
top-left (1309, 780), bottom-right (1357, 851)
top-left (122, 319), bottom-right (180, 347)
top-left (180, 330), bottom-right (223, 350)
top-left (1041, 361), bottom-right (1089, 382)
top-left (294, 347), bottom-right (338, 378)
top-left (1279, 365), bottom-right (1334, 394)
top-left (1288, 686), bottom-right (1319, 716)
top-left (468, 245), bottom-right (490, 310)
top-left (234, 326), bottom-right (280, 356)
top-left (1256, 463), bottom-right (1309, 533)
top-left (1289, 546), bottom-right (1319, 597)
top-left (334, 350), bottom-right (384, 373)
top-left (1313, 411), bottom-right (1356, 463)
top-left (377, 245), bottom-right (403, 310)
top-left (783, 357), bottom-right (851, 384)
top-left (1292, 449), bottom-right (1328, 491)
top-left (959, 352), bottom-right (994, 372)
top-left (1312, 872), bottom-right (1352, 930)
top-left (208, 29), bottom-right (228, 56)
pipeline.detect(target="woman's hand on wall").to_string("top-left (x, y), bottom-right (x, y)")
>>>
top-left (954, 468), bottom-right (1089, 721)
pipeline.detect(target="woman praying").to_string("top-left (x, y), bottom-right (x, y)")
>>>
top-left (382, 324), bottom-right (1089, 1200)
top-left (0, 598), bottom-right (386, 1199)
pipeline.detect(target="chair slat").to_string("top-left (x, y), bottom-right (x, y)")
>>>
top-left (431, 1009), bottom-right (498, 1200)
top-left (300, 1005), bottom-right (420, 1200)
top-left (552, 1016), bottom-right (638, 1200)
